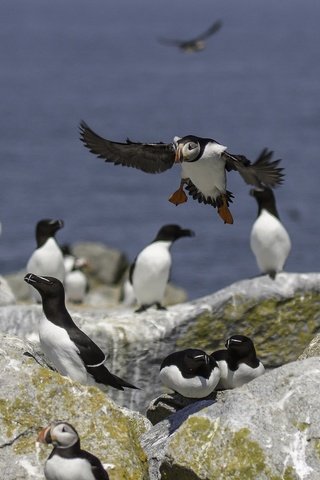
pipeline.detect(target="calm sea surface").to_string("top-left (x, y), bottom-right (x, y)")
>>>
top-left (1, 0), bottom-right (320, 299)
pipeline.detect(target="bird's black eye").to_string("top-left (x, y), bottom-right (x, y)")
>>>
top-left (188, 144), bottom-right (193, 150)
top-left (62, 426), bottom-right (66, 432)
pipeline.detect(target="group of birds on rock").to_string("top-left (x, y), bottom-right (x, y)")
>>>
top-left (18, 17), bottom-right (294, 479)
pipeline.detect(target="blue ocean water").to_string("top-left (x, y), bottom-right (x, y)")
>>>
top-left (0, 0), bottom-right (320, 299)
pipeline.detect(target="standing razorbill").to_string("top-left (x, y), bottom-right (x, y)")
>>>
top-left (211, 335), bottom-right (265, 389)
top-left (129, 224), bottom-right (194, 313)
top-left (159, 348), bottom-right (220, 398)
top-left (24, 273), bottom-right (138, 391)
top-left (250, 187), bottom-right (291, 278)
top-left (26, 219), bottom-right (65, 302)
top-left (38, 421), bottom-right (109, 480)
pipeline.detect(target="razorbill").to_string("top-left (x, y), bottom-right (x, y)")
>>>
top-left (26, 219), bottom-right (65, 302)
top-left (159, 348), bottom-right (220, 398)
top-left (65, 257), bottom-right (89, 304)
top-left (38, 421), bottom-right (109, 480)
top-left (24, 273), bottom-right (138, 391)
top-left (250, 186), bottom-right (291, 278)
top-left (211, 335), bottom-right (265, 389)
top-left (129, 224), bottom-right (194, 313)
top-left (79, 122), bottom-right (284, 224)
top-left (158, 20), bottom-right (223, 52)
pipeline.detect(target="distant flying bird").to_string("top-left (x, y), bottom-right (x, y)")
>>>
top-left (158, 20), bottom-right (223, 52)
top-left (24, 273), bottom-right (138, 391)
top-left (38, 421), bottom-right (109, 480)
top-left (250, 186), bottom-right (291, 278)
top-left (80, 122), bottom-right (284, 224)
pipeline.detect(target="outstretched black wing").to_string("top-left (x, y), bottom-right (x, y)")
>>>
top-left (224, 148), bottom-right (284, 188)
top-left (191, 20), bottom-right (223, 42)
top-left (80, 121), bottom-right (175, 174)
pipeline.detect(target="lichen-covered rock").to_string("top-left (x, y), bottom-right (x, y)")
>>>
top-left (0, 334), bottom-right (150, 480)
top-left (178, 272), bottom-right (320, 367)
top-left (299, 334), bottom-right (320, 360)
top-left (143, 358), bottom-right (320, 480)
top-left (0, 275), bottom-right (16, 305)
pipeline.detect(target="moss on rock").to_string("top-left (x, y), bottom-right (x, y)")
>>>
top-left (177, 292), bottom-right (320, 366)
top-left (161, 417), bottom-right (298, 480)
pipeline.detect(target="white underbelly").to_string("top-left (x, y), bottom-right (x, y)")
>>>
top-left (181, 156), bottom-right (226, 199)
top-left (39, 318), bottom-right (88, 384)
top-left (250, 210), bottom-right (291, 273)
top-left (45, 455), bottom-right (97, 480)
top-left (217, 361), bottom-right (265, 389)
top-left (160, 365), bottom-right (220, 398)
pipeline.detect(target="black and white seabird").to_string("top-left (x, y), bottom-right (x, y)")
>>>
top-left (63, 251), bottom-right (89, 304)
top-left (158, 20), bottom-right (223, 53)
top-left (159, 348), bottom-right (220, 398)
top-left (250, 186), bottom-right (291, 279)
top-left (38, 421), bottom-right (109, 480)
top-left (129, 224), bottom-right (194, 313)
top-left (26, 219), bottom-right (65, 302)
top-left (211, 335), bottom-right (265, 389)
top-left (79, 122), bottom-right (284, 224)
top-left (24, 273), bottom-right (138, 391)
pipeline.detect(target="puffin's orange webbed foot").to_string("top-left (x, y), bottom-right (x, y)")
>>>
top-left (168, 185), bottom-right (188, 206)
top-left (217, 194), bottom-right (234, 224)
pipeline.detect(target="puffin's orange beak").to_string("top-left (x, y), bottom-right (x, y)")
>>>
top-left (175, 144), bottom-right (183, 163)
top-left (37, 425), bottom-right (52, 444)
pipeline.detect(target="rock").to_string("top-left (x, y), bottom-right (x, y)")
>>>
top-left (72, 241), bottom-right (128, 285)
top-left (0, 275), bottom-right (16, 305)
top-left (142, 357), bottom-right (320, 480)
top-left (0, 272), bottom-right (320, 413)
top-left (146, 391), bottom-right (218, 425)
top-left (177, 272), bottom-right (320, 367)
top-left (0, 333), bottom-right (150, 480)
top-left (299, 334), bottom-right (320, 360)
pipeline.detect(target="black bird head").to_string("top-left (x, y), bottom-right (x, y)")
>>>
top-left (225, 335), bottom-right (256, 360)
top-left (37, 421), bottom-right (79, 449)
top-left (24, 273), bottom-right (64, 300)
top-left (250, 187), bottom-right (278, 218)
top-left (154, 224), bottom-right (195, 242)
top-left (183, 348), bottom-right (215, 372)
top-left (35, 219), bottom-right (64, 248)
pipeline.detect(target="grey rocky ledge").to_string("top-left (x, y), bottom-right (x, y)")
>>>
top-left (1, 272), bottom-right (320, 412)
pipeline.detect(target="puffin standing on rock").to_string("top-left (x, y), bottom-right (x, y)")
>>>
top-left (211, 335), bottom-right (265, 389)
top-left (38, 421), bottom-right (109, 480)
top-left (80, 121), bottom-right (284, 224)
top-left (159, 348), bottom-right (220, 398)
top-left (129, 224), bottom-right (194, 313)
top-left (24, 273), bottom-right (138, 391)
top-left (250, 186), bottom-right (291, 278)
top-left (26, 219), bottom-right (65, 302)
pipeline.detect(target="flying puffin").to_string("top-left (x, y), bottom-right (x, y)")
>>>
top-left (211, 334), bottom-right (265, 389)
top-left (159, 348), bottom-right (220, 398)
top-left (38, 421), bottom-right (109, 480)
top-left (250, 186), bottom-right (291, 278)
top-left (24, 273), bottom-right (138, 391)
top-left (26, 219), bottom-right (65, 302)
top-left (158, 19), bottom-right (223, 53)
top-left (129, 224), bottom-right (194, 313)
top-left (79, 122), bottom-right (284, 224)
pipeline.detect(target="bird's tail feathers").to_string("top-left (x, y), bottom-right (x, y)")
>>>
top-left (86, 365), bottom-right (139, 391)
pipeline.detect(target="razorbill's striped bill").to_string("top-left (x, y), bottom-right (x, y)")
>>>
top-left (129, 224), bottom-right (194, 313)
top-left (211, 335), bottom-right (265, 389)
top-left (24, 273), bottom-right (138, 391)
top-left (250, 186), bottom-right (291, 278)
top-left (159, 348), bottom-right (220, 398)
top-left (38, 421), bottom-right (109, 480)
top-left (79, 122), bottom-right (284, 224)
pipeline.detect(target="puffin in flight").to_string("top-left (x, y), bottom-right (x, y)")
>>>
top-left (79, 122), bottom-right (284, 224)
top-left (158, 19), bottom-right (223, 53)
